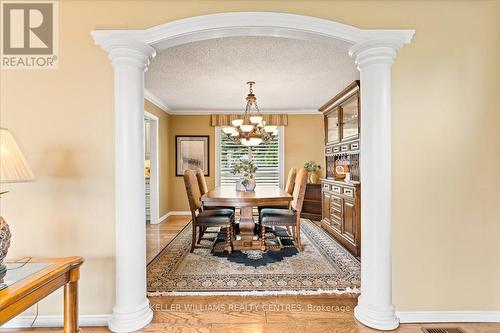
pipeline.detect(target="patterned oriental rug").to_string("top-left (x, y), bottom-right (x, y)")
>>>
top-left (147, 219), bottom-right (360, 296)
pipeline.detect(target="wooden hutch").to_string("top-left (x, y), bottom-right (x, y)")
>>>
top-left (319, 81), bottom-right (361, 257)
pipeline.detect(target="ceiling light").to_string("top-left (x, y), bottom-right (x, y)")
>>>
top-left (223, 82), bottom-right (277, 146)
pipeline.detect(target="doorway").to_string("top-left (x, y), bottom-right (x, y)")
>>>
top-left (92, 12), bottom-right (414, 332)
top-left (144, 111), bottom-right (159, 225)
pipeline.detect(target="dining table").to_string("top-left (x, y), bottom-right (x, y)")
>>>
top-left (201, 185), bottom-right (292, 251)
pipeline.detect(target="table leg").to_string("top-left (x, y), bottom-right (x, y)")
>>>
top-left (64, 268), bottom-right (79, 333)
top-left (239, 206), bottom-right (255, 243)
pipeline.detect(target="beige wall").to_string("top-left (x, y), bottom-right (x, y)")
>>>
top-left (167, 115), bottom-right (216, 211)
top-left (167, 115), bottom-right (325, 211)
top-left (1, 0), bottom-right (499, 317)
top-left (144, 100), bottom-right (170, 216)
top-left (285, 114), bottom-right (325, 178)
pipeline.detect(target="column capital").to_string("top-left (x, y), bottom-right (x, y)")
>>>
top-left (99, 38), bottom-right (156, 71)
top-left (349, 37), bottom-right (407, 70)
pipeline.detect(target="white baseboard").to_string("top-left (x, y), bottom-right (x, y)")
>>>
top-left (159, 211), bottom-right (191, 223)
top-left (1, 314), bottom-right (111, 328)
top-left (159, 213), bottom-right (169, 223)
top-left (397, 311), bottom-right (500, 323)
top-left (3, 311), bottom-right (499, 328)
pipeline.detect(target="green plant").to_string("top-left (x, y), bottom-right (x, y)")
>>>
top-left (304, 161), bottom-right (321, 173)
top-left (231, 159), bottom-right (258, 185)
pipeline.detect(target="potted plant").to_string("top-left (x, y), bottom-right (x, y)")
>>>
top-left (231, 159), bottom-right (258, 191)
top-left (304, 161), bottom-right (321, 184)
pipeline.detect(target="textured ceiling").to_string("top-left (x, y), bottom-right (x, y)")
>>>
top-left (145, 36), bottom-right (359, 113)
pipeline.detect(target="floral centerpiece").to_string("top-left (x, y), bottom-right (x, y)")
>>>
top-left (304, 161), bottom-right (321, 184)
top-left (231, 159), bottom-right (258, 191)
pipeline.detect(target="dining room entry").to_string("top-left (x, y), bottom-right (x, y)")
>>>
top-left (144, 37), bottom-right (362, 297)
top-left (92, 12), bottom-right (413, 331)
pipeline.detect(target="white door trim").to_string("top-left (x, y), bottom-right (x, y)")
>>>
top-left (91, 12), bottom-right (414, 332)
top-left (278, 126), bottom-right (285, 189)
top-left (144, 111), bottom-right (160, 225)
top-left (214, 127), bottom-right (221, 187)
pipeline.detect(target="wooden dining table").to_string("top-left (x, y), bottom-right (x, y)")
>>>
top-left (202, 186), bottom-right (292, 251)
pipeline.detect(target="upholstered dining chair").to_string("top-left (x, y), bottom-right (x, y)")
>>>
top-left (183, 169), bottom-right (235, 253)
top-left (258, 167), bottom-right (296, 215)
top-left (259, 167), bottom-right (308, 251)
top-left (284, 167), bottom-right (297, 197)
top-left (195, 168), bottom-right (235, 211)
top-left (195, 168), bottom-right (209, 196)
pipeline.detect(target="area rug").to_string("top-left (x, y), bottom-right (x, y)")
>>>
top-left (147, 219), bottom-right (360, 296)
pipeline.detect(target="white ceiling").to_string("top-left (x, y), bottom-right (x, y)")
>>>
top-left (145, 36), bottom-right (359, 114)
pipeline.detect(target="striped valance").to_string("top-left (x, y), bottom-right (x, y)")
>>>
top-left (210, 114), bottom-right (288, 127)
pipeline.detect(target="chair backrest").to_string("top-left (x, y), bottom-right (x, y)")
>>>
top-left (291, 168), bottom-right (308, 212)
top-left (284, 168), bottom-right (297, 195)
top-left (195, 168), bottom-right (209, 196)
top-left (183, 169), bottom-right (202, 214)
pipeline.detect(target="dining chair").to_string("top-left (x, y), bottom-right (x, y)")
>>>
top-left (258, 167), bottom-right (296, 215)
top-left (284, 167), bottom-right (297, 197)
top-left (195, 168), bottom-right (235, 211)
top-left (183, 169), bottom-right (235, 253)
top-left (259, 167), bottom-right (308, 251)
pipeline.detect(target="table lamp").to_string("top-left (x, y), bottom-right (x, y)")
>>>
top-left (0, 128), bottom-right (35, 277)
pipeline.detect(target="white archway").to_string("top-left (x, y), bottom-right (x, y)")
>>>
top-left (92, 12), bottom-right (414, 332)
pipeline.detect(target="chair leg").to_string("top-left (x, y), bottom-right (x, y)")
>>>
top-left (197, 226), bottom-right (203, 244)
top-left (191, 222), bottom-right (196, 253)
top-left (260, 224), bottom-right (266, 251)
top-left (296, 219), bottom-right (303, 251)
top-left (226, 225), bottom-right (233, 254)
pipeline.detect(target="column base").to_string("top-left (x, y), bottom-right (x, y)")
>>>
top-left (354, 299), bottom-right (399, 331)
top-left (108, 299), bottom-right (153, 333)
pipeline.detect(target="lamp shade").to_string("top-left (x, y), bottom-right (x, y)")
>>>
top-left (0, 128), bottom-right (34, 183)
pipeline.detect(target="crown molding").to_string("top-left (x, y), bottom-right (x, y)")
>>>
top-left (144, 89), bottom-right (172, 114)
top-left (143, 90), bottom-right (320, 115)
top-left (166, 109), bottom-right (320, 115)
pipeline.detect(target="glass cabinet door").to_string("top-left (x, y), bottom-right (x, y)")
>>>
top-left (326, 108), bottom-right (340, 143)
top-left (341, 94), bottom-right (359, 140)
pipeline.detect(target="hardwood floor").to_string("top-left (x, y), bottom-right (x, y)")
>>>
top-left (4, 216), bottom-right (499, 332)
top-left (146, 215), bottom-right (191, 264)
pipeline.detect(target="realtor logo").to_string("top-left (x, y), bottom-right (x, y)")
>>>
top-left (1, 1), bottom-right (58, 69)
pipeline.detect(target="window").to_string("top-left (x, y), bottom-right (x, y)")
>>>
top-left (216, 127), bottom-right (284, 187)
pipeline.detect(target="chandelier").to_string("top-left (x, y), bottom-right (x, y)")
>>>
top-left (222, 81), bottom-right (278, 146)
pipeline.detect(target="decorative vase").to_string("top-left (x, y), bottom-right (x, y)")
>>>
top-left (309, 172), bottom-right (320, 184)
top-left (0, 217), bottom-right (11, 278)
top-left (235, 178), bottom-right (245, 191)
top-left (244, 178), bottom-right (256, 191)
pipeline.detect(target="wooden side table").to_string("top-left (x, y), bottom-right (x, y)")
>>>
top-left (0, 256), bottom-right (84, 332)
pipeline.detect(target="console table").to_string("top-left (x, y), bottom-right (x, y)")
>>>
top-left (0, 256), bottom-right (84, 332)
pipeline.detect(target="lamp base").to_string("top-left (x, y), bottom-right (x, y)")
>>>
top-left (0, 216), bottom-right (11, 269)
top-left (0, 263), bottom-right (6, 279)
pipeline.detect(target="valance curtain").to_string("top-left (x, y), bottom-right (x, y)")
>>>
top-left (210, 114), bottom-right (288, 127)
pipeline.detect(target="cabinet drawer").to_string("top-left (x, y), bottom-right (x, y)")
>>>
top-left (332, 185), bottom-right (341, 194)
top-left (344, 188), bottom-right (354, 198)
top-left (322, 183), bottom-right (330, 191)
top-left (331, 196), bottom-right (342, 207)
top-left (333, 146), bottom-right (341, 153)
top-left (325, 146), bottom-right (333, 154)
top-left (350, 142), bottom-right (359, 150)
top-left (331, 207), bottom-right (342, 220)
top-left (330, 217), bottom-right (342, 232)
top-left (340, 144), bottom-right (349, 152)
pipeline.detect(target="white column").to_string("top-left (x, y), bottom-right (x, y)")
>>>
top-left (103, 39), bottom-right (156, 333)
top-left (349, 38), bottom-right (404, 330)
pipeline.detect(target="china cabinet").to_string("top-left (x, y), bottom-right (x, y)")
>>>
top-left (319, 81), bottom-right (361, 257)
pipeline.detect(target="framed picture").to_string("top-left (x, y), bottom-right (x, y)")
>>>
top-left (175, 135), bottom-right (209, 176)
